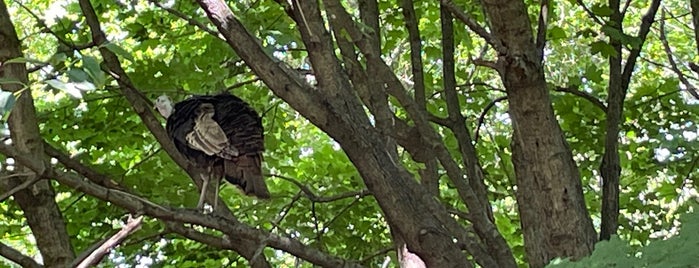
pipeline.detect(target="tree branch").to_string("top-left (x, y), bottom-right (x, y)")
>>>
top-left (576, 0), bottom-right (604, 25)
top-left (149, 0), bottom-right (221, 38)
top-left (440, 5), bottom-right (514, 267)
top-left (441, 0), bottom-right (505, 55)
top-left (0, 172), bottom-right (40, 202)
top-left (0, 1), bottom-right (76, 265)
top-left (77, 215), bottom-right (144, 268)
top-left (620, 0), bottom-right (661, 92)
top-left (554, 86), bottom-right (607, 111)
top-left (269, 173), bottom-right (371, 202)
top-left (659, 9), bottom-right (699, 99)
top-left (0, 142), bottom-right (365, 268)
top-left (0, 241), bottom-right (41, 268)
top-left (474, 96), bottom-right (508, 143)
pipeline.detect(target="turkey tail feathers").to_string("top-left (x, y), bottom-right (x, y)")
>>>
top-left (223, 153), bottom-right (270, 199)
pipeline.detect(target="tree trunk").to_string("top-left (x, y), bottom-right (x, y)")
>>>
top-left (480, 0), bottom-right (597, 266)
top-left (0, 1), bottom-right (76, 266)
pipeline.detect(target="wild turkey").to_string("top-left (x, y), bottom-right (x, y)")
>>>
top-left (154, 93), bottom-right (269, 209)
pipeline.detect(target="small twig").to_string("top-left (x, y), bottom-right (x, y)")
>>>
top-left (576, 0), bottom-right (604, 25)
top-left (77, 215), bottom-right (144, 268)
top-left (442, 0), bottom-right (504, 54)
top-left (360, 247), bottom-right (394, 264)
top-left (474, 96), bottom-right (507, 143)
top-left (149, 0), bottom-right (221, 38)
top-left (14, 0), bottom-right (95, 51)
top-left (472, 58), bottom-right (500, 71)
top-left (554, 86), bottom-right (607, 111)
top-left (267, 173), bottom-right (371, 202)
top-left (226, 78), bottom-right (261, 91)
top-left (0, 173), bottom-right (40, 202)
top-left (249, 191), bottom-right (302, 265)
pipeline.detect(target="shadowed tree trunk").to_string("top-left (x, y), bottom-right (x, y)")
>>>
top-left (479, 0), bottom-right (597, 266)
top-left (0, 1), bottom-right (75, 266)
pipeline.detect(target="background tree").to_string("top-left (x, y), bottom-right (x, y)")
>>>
top-left (1, 0), bottom-right (698, 267)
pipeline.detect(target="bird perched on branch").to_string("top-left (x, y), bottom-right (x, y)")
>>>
top-left (154, 93), bottom-right (269, 209)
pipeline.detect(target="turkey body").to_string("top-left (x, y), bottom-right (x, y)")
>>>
top-left (165, 93), bottom-right (269, 199)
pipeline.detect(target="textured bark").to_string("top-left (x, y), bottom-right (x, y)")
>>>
top-left (440, 5), bottom-right (516, 267)
top-left (599, 0), bottom-right (660, 241)
top-left (0, 1), bottom-right (76, 266)
top-left (599, 0), bottom-right (624, 241)
top-left (479, 0), bottom-right (597, 266)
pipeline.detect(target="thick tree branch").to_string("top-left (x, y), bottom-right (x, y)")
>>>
top-left (197, 1), bottom-right (495, 266)
top-left (440, 5), bottom-right (515, 267)
top-left (0, 241), bottom-right (41, 268)
top-left (0, 142), bottom-right (365, 268)
top-left (600, 0), bottom-right (660, 241)
top-left (401, 0), bottom-right (440, 197)
top-left (401, 0), bottom-right (426, 110)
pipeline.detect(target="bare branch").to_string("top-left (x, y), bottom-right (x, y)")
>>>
top-left (659, 9), bottom-right (699, 99)
top-left (44, 141), bottom-right (125, 190)
top-left (576, 0), bottom-right (604, 25)
top-left (0, 142), bottom-right (365, 268)
top-left (620, 0), bottom-right (661, 91)
top-left (401, 0), bottom-right (426, 109)
top-left (77, 215), bottom-right (144, 268)
top-left (474, 96), bottom-right (507, 143)
top-left (14, 0), bottom-right (95, 51)
top-left (227, 78), bottom-right (261, 91)
top-left (0, 241), bottom-right (41, 268)
top-left (149, 0), bottom-right (221, 38)
top-left (269, 173), bottom-right (371, 202)
top-left (554, 86), bottom-right (607, 111)
top-left (360, 247), bottom-right (393, 264)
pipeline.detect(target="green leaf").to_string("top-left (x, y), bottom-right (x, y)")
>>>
top-left (590, 4), bottom-right (614, 16)
top-left (103, 42), bottom-right (135, 62)
top-left (589, 40), bottom-right (618, 58)
top-left (548, 26), bottom-right (567, 40)
top-left (2, 56), bottom-right (45, 65)
top-left (45, 79), bottom-right (83, 98)
top-left (584, 65), bottom-right (603, 83)
top-left (0, 91), bottom-right (15, 115)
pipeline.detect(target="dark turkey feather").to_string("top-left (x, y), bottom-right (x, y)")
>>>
top-left (166, 93), bottom-right (269, 199)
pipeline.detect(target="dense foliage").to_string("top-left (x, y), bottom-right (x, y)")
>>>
top-left (1, 0), bottom-right (698, 267)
